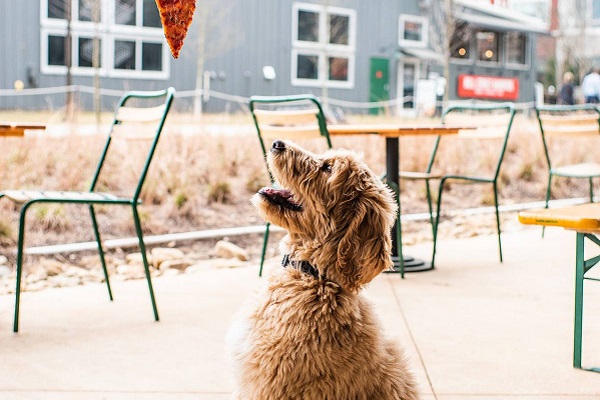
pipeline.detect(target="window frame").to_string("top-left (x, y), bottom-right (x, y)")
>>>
top-left (398, 14), bottom-right (429, 49)
top-left (291, 2), bottom-right (356, 89)
top-left (40, 0), bottom-right (169, 80)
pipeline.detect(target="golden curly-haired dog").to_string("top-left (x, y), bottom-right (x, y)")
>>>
top-left (228, 140), bottom-right (419, 399)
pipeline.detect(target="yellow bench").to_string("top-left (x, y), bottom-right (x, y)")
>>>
top-left (519, 203), bottom-right (600, 373)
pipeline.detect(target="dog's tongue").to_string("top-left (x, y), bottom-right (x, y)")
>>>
top-left (258, 187), bottom-right (303, 211)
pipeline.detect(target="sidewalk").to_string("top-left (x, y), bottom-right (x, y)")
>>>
top-left (0, 226), bottom-right (599, 399)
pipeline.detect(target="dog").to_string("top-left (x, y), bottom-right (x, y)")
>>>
top-left (228, 140), bottom-right (419, 399)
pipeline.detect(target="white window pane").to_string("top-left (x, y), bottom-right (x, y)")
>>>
top-left (115, 40), bottom-right (136, 70)
top-left (328, 57), bottom-right (348, 81)
top-left (142, 42), bottom-right (162, 71)
top-left (329, 14), bottom-right (349, 45)
top-left (298, 10), bottom-right (319, 42)
top-left (297, 54), bottom-right (319, 79)
top-left (115, 0), bottom-right (136, 25)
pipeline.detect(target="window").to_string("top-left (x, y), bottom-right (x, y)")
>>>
top-left (592, 0), bottom-right (600, 22)
top-left (505, 32), bottom-right (527, 66)
top-left (40, 0), bottom-right (169, 79)
top-left (292, 2), bottom-right (356, 88)
top-left (450, 22), bottom-right (471, 61)
top-left (399, 15), bottom-right (428, 48)
top-left (476, 31), bottom-right (499, 63)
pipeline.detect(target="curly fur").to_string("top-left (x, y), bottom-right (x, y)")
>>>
top-left (228, 141), bottom-right (419, 399)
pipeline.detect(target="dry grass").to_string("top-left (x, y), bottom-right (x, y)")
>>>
top-left (0, 110), bottom-right (598, 262)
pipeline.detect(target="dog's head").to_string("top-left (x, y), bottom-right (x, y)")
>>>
top-left (253, 140), bottom-right (397, 292)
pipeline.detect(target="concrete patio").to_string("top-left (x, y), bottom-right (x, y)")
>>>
top-left (1, 224), bottom-right (599, 399)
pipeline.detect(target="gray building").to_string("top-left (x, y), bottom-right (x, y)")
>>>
top-left (0, 0), bottom-right (547, 114)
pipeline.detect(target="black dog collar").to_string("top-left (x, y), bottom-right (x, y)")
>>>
top-left (281, 254), bottom-right (320, 279)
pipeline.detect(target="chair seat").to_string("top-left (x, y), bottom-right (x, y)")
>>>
top-left (398, 171), bottom-right (442, 180)
top-left (552, 163), bottom-right (600, 178)
top-left (2, 190), bottom-right (129, 204)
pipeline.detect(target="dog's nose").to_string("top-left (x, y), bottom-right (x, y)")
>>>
top-left (271, 140), bottom-right (286, 152)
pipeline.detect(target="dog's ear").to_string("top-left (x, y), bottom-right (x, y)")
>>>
top-left (328, 170), bottom-right (397, 292)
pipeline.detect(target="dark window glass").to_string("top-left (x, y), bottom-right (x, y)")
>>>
top-left (450, 22), bottom-right (471, 60)
top-left (78, 37), bottom-right (100, 67)
top-left (48, 0), bottom-right (67, 19)
top-left (115, 40), bottom-right (136, 70)
top-left (329, 14), bottom-right (349, 45)
top-left (142, 42), bottom-right (162, 71)
top-left (48, 35), bottom-right (66, 66)
top-left (143, 0), bottom-right (162, 27)
top-left (297, 54), bottom-right (318, 80)
top-left (328, 57), bottom-right (348, 81)
top-left (298, 10), bottom-right (319, 42)
top-left (78, 0), bottom-right (92, 21)
top-left (403, 63), bottom-right (415, 109)
top-left (403, 20), bottom-right (423, 42)
top-left (506, 32), bottom-right (526, 64)
top-left (115, 0), bottom-right (136, 25)
top-left (476, 31), bottom-right (498, 62)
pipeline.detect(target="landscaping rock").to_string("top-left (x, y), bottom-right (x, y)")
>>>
top-left (214, 240), bottom-right (249, 261)
top-left (151, 247), bottom-right (185, 269)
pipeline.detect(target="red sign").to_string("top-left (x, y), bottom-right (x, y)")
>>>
top-left (457, 74), bottom-right (519, 100)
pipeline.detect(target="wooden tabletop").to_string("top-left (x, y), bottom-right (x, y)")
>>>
top-left (519, 203), bottom-right (600, 233)
top-left (0, 123), bottom-right (46, 137)
top-left (327, 124), bottom-right (471, 137)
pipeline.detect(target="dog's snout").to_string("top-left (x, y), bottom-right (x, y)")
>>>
top-left (271, 140), bottom-right (286, 153)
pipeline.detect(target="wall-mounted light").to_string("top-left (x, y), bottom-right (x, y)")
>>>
top-left (263, 66), bottom-right (276, 80)
top-left (14, 80), bottom-right (24, 91)
top-left (458, 48), bottom-right (466, 56)
top-left (485, 50), bottom-right (494, 59)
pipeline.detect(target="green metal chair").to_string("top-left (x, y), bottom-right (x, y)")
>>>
top-left (249, 94), bottom-right (333, 276)
top-left (535, 104), bottom-right (600, 212)
top-left (0, 87), bottom-right (175, 332)
top-left (431, 103), bottom-right (516, 268)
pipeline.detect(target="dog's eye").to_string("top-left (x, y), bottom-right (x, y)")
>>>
top-left (321, 162), bottom-right (332, 173)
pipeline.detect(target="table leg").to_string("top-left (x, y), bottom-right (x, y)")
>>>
top-left (385, 137), bottom-right (432, 273)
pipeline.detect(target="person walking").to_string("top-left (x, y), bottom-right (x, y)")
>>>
top-left (559, 71), bottom-right (575, 105)
top-left (581, 67), bottom-right (600, 103)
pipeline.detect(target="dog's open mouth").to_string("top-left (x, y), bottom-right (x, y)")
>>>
top-left (258, 187), bottom-right (303, 212)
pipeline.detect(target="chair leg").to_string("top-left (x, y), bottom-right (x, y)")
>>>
top-left (89, 205), bottom-right (113, 301)
top-left (542, 174), bottom-right (553, 238)
top-left (574, 232), bottom-right (585, 369)
top-left (425, 179), bottom-right (435, 239)
top-left (394, 182), bottom-right (405, 279)
top-left (493, 182), bottom-right (503, 263)
top-left (589, 177), bottom-right (594, 203)
top-left (431, 178), bottom-right (447, 269)
top-left (132, 205), bottom-right (159, 322)
top-left (13, 203), bottom-right (33, 333)
top-left (259, 223), bottom-right (271, 277)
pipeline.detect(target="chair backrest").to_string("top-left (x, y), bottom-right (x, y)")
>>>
top-left (89, 87), bottom-right (175, 201)
top-left (535, 104), bottom-right (600, 170)
top-left (249, 94), bottom-right (333, 181)
top-left (434, 103), bottom-right (516, 179)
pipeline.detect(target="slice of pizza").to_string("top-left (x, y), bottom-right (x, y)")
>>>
top-left (155, 0), bottom-right (196, 59)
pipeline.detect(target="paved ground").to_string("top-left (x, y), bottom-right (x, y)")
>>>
top-left (1, 226), bottom-right (600, 399)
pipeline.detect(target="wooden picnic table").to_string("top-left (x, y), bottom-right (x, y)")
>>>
top-left (328, 123), bottom-right (472, 273)
top-left (0, 123), bottom-right (46, 137)
top-left (519, 203), bottom-right (600, 372)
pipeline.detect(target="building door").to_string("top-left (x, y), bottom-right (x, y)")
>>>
top-left (397, 58), bottom-right (420, 116)
top-left (369, 57), bottom-right (389, 115)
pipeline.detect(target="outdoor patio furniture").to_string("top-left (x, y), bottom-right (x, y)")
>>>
top-left (249, 94), bottom-right (333, 277)
top-left (0, 87), bottom-right (175, 332)
top-left (519, 203), bottom-right (600, 373)
top-left (535, 104), bottom-right (600, 212)
top-left (431, 103), bottom-right (516, 268)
